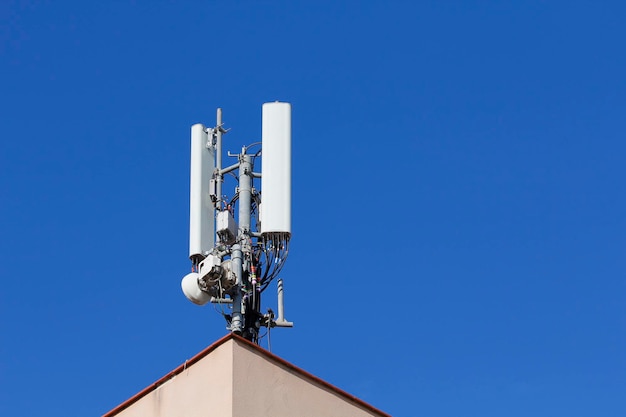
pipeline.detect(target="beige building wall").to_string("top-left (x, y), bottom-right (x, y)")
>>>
top-left (103, 334), bottom-right (389, 417)
top-left (108, 338), bottom-right (234, 417)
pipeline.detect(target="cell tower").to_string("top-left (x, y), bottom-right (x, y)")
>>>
top-left (181, 102), bottom-right (293, 344)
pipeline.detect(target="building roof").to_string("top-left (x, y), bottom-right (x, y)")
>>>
top-left (103, 333), bottom-right (390, 417)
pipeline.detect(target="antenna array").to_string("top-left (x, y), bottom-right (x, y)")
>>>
top-left (181, 102), bottom-right (293, 344)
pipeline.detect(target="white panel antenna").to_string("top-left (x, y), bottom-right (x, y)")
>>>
top-left (188, 124), bottom-right (215, 261)
top-left (261, 102), bottom-right (292, 235)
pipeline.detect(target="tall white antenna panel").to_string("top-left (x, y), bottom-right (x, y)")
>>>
top-left (261, 102), bottom-right (291, 235)
top-left (189, 123), bottom-right (215, 259)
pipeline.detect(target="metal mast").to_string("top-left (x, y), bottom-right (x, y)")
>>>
top-left (181, 103), bottom-right (293, 344)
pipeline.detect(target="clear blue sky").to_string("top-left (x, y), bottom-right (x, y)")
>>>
top-left (1, 1), bottom-right (625, 416)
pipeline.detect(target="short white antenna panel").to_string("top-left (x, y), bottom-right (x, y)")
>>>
top-left (189, 123), bottom-right (215, 259)
top-left (261, 102), bottom-right (291, 235)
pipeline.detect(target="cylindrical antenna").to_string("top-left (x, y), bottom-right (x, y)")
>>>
top-left (275, 279), bottom-right (293, 327)
top-left (189, 124), bottom-right (215, 261)
top-left (261, 102), bottom-right (292, 235)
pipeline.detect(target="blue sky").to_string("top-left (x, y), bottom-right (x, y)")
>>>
top-left (1, 1), bottom-right (625, 416)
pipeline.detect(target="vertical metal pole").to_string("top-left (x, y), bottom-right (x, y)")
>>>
top-left (275, 279), bottom-right (293, 327)
top-left (215, 108), bottom-right (223, 209)
top-left (235, 151), bottom-right (253, 337)
top-left (230, 244), bottom-right (243, 334)
top-left (277, 279), bottom-right (285, 321)
top-left (238, 152), bottom-right (253, 234)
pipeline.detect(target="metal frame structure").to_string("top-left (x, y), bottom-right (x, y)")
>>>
top-left (182, 104), bottom-right (293, 344)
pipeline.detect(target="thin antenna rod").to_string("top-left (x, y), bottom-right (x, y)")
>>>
top-left (275, 279), bottom-right (293, 327)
